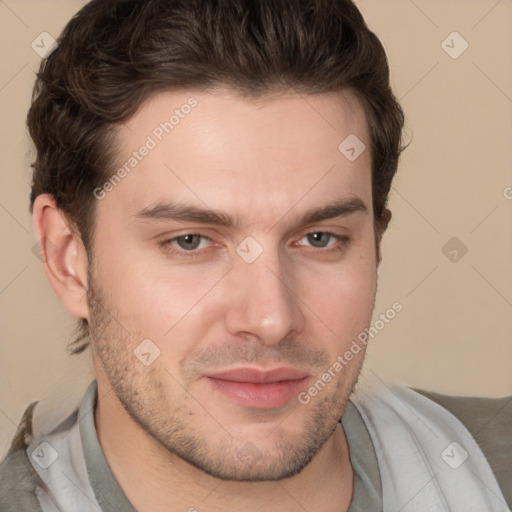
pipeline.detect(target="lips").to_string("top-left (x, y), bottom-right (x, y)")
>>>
top-left (204, 367), bottom-right (310, 409)
top-left (207, 367), bottom-right (309, 383)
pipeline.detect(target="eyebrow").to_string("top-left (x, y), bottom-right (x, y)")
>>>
top-left (134, 197), bottom-right (368, 229)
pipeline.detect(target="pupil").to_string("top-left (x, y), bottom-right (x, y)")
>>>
top-left (179, 235), bottom-right (200, 250)
top-left (308, 232), bottom-right (328, 248)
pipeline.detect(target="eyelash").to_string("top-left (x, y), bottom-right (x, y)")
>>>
top-left (158, 231), bottom-right (350, 259)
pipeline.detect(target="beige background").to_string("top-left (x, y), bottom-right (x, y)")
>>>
top-left (1, 0), bottom-right (511, 459)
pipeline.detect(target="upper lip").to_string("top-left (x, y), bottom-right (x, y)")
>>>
top-left (206, 367), bottom-right (310, 383)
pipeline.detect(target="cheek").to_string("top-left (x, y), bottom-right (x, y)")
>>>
top-left (295, 243), bottom-right (377, 338)
top-left (93, 243), bottom-right (226, 350)
top-left (310, 274), bottom-right (375, 345)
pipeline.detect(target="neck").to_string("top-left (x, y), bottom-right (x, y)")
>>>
top-left (94, 382), bottom-right (354, 512)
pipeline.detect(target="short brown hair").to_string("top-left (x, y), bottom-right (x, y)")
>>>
top-left (27, 0), bottom-right (406, 354)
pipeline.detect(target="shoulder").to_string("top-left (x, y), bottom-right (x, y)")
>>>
top-left (412, 388), bottom-right (512, 435)
top-left (0, 448), bottom-right (43, 511)
top-left (0, 402), bottom-right (43, 511)
top-left (412, 387), bottom-right (512, 508)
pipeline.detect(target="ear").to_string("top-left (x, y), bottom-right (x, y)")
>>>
top-left (32, 194), bottom-right (90, 320)
top-left (375, 208), bottom-right (392, 266)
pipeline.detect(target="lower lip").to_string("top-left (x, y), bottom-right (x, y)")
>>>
top-left (205, 376), bottom-right (309, 409)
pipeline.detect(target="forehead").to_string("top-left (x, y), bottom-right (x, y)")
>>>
top-left (103, 87), bottom-right (372, 225)
top-left (118, 86), bottom-right (369, 153)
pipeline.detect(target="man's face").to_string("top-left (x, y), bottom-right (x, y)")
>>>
top-left (87, 87), bottom-right (378, 481)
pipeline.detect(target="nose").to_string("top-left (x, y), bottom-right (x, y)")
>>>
top-left (223, 248), bottom-right (306, 346)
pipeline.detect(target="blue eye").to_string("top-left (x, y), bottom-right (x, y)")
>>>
top-left (172, 234), bottom-right (209, 251)
top-left (300, 232), bottom-right (341, 248)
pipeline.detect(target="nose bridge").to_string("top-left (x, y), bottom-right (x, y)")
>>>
top-left (225, 245), bottom-right (304, 344)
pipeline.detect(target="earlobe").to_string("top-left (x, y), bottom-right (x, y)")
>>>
top-left (32, 194), bottom-right (90, 320)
